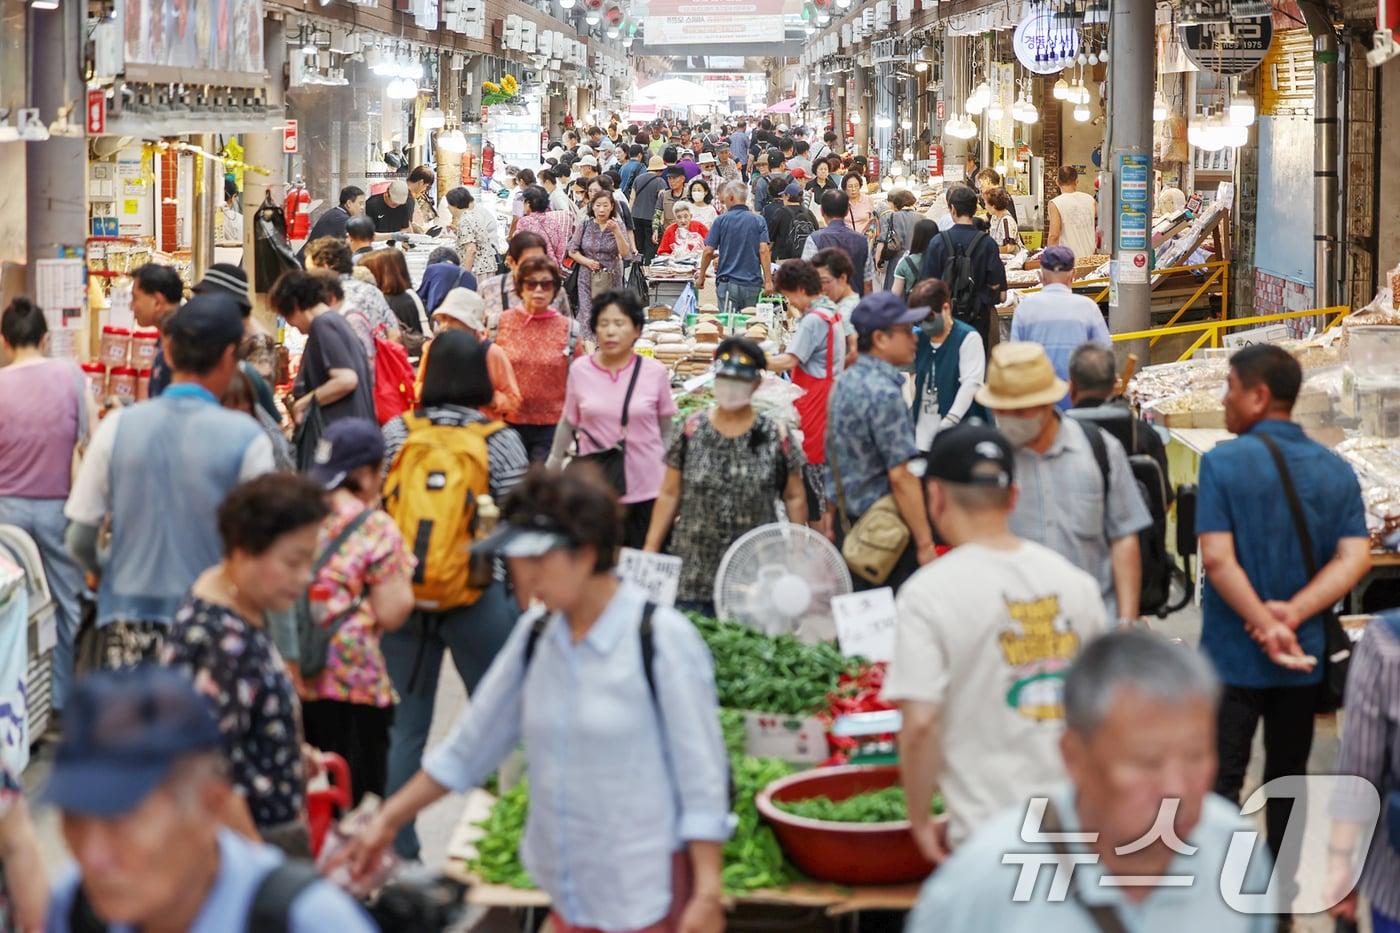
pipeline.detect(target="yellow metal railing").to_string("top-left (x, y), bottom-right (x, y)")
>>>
top-left (1110, 305), bottom-right (1351, 361)
top-left (1010, 259), bottom-right (1231, 326)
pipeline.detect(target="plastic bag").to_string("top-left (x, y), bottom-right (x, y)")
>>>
top-left (672, 282), bottom-right (699, 319)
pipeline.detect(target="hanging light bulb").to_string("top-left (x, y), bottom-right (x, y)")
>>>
top-left (1222, 121), bottom-right (1249, 148)
top-left (902, 147), bottom-right (914, 160)
top-left (900, 118), bottom-right (912, 130)
top-left (1228, 91), bottom-right (1256, 127)
top-left (439, 128), bottom-right (468, 153)
top-left (817, 10), bottom-right (829, 23)
top-left (995, 161), bottom-right (1007, 176)
top-left (987, 99), bottom-right (1004, 121)
top-left (1073, 101), bottom-right (1091, 122)
top-left (914, 60), bottom-right (928, 72)
top-left (1076, 82), bottom-right (1092, 105)
top-left (1021, 102), bottom-right (1040, 125)
top-left (966, 91), bottom-right (985, 114)
top-left (422, 106), bottom-right (446, 129)
top-left (586, 10), bottom-right (600, 23)
top-left (1053, 77), bottom-right (1070, 100)
top-left (1152, 92), bottom-right (1168, 122)
top-left (1077, 52), bottom-right (1088, 65)
top-left (560, 0), bottom-right (576, 7)
top-left (836, 0), bottom-right (851, 8)
top-left (1098, 47), bottom-right (1109, 62)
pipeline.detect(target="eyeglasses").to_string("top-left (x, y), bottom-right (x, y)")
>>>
top-left (523, 279), bottom-right (556, 291)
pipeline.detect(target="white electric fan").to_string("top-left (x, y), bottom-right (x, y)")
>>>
top-left (713, 523), bottom-right (853, 643)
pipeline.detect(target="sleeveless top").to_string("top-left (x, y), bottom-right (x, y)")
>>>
top-left (1051, 191), bottom-right (1097, 262)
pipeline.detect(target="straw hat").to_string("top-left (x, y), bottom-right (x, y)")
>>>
top-left (974, 342), bottom-right (1068, 409)
top-left (647, 155), bottom-right (666, 171)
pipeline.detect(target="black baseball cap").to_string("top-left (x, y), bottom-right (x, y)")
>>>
top-left (309, 417), bottom-right (385, 489)
top-left (42, 667), bottom-right (224, 817)
top-left (162, 292), bottom-right (245, 348)
top-left (923, 423), bottom-right (1015, 488)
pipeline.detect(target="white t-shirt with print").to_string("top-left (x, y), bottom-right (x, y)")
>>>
top-left (882, 540), bottom-right (1107, 845)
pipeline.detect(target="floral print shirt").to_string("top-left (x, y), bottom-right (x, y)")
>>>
top-left (456, 210), bottom-right (499, 278)
top-left (161, 598), bottom-right (305, 829)
top-left (308, 497), bottom-right (415, 708)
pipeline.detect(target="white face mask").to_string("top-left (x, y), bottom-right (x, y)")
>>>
top-left (997, 410), bottom-right (1047, 447)
top-left (691, 190), bottom-right (706, 202)
top-left (713, 377), bottom-right (755, 411)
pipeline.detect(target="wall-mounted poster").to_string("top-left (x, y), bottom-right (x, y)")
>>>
top-left (122, 0), bottom-right (265, 73)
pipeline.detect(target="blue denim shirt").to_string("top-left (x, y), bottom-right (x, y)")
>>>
top-left (1197, 419), bottom-right (1369, 687)
top-left (704, 205), bottom-right (769, 286)
top-left (825, 355), bottom-right (919, 516)
top-left (423, 582), bottom-right (732, 929)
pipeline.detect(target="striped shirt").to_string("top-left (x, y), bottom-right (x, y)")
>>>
top-left (1330, 615), bottom-right (1400, 921)
top-left (380, 405), bottom-right (529, 501)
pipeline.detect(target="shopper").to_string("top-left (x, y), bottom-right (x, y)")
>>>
top-left (568, 191), bottom-right (635, 332)
top-left (507, 168), bottom-right (538, 235)
top-left (271, 270), bottom-right (376, 426)
top-left (588, 175), bottom-right (636, 243)
top-left (221, 367), bottom-right (294, 472)
top-left (427, 289), bottom-right (521, 419)
top-left (0, 297), bottom-right (90, 729)
top-left (629, 155), bottom-right (668, 262)
top-left (715, 143), bottom-right (740, 182)
top-left (810, 246), bottom-right (862, 326)
top-left (496, 255), bottom-right (587, 461)
top-left (304, 236), bottom-right (399, 357)
top-left (418, 259), bottom-right (478, 317)
top-left (909, 629), bottom-right (1275, 932)
top-left (346, 216), bottom-right (377, 261)
top-left (729, 118), bottom-right (751, 172)
top-left (619, 145), bottom-right (646, 195)
top-left (160, 474), bottom-right (327, 846)
top-left (65, 295), bottom-right (274, 667)
top-left (44, 668), bottom-right (375, 933)
top-left (655, 166), bottom-right (690, 238)
top-left (192, 263), bottom-right (279, 424)
top-left (892, 219), bottom-right (938, 297)
top-left (446, 186), bottom-right (501, 280)
top-left (805, 158), bottom-right (838, 202)
top-left (365, 179), bottom-right (415, 234)
top-left (547, 291), bottom-right (676, 549)
top-left (750, 151), bottom-right (772, 213)
top-left (130, 262), bottom-right (184, 397)
top-left (1008, 244), bottom-right (1110, 409)
top-left (359, 248), bottom-right (430, 348)
top-left (802, 190), bottom-right (875, 295)
top-left (540, 169), bottom-right (572, 214)
top-left (1327, 608), bottom-right (1400, 932)
top-left (1198, 344), bottom-right (1370, 913)
top-left (294, 419), bottom-right (414, 808)
top-left (976, 342), bottom-right (1150, 620)
top-left (687, 177), bottom-right (718, 227)
top-left (769, 183), bottom-right (818, 262)
top-left (646, 338), bottom-right (806, 615)
top-left (512, 185), bottom-right (573, 268)
top-left (1048, 165), bottom-right (1099, 261)
top-left (1068, 342), bottom-right (1171, 497)
top-left (767, 260), bottom-right (844, 527)
top-left (299, 185), bottom-right (366, 263)
top-left (695, 182), bottom-right (773, 314)
top-left (908, 279), bottom-right (987, 451)
top-left (826, 293), bottom-right (936, 591)
top-left (479, 231), bottom-right (558, 332)
top-left (656, 201), bottom-right (709, 257)
top-left (886, 423), bottom-right (1107, 860)
top-left (984, 187), bottom-right (1020, 253)
top-left (841, 173), bottom-right (877, 238)
top-left (920, 186), bottom-right (1008, 349)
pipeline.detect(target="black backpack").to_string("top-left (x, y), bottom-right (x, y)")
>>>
top-left (71, 860), bottom-right (320, 933)
top-left (1076, 418), bottom-right (1181, 618)
top-left (938, 230), bottom-right (988, 327)
top-left (785, 206), bottom-right (816, 259)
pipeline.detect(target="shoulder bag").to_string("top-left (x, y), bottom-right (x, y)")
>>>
top-left (1255, 432), bottom-right (1351, 713)
top-left (826, 393), bottom-right (910, 585)
top-left (1040, 799), bottom-right (1130, 933)
top-left (567, 356), bottom-right (643, 495)
top-left (294, 508), bottom-right (375, 679)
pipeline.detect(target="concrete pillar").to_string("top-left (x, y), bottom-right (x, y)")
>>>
top-left (25, 0), bottom-right (85, 269)
top-left (243, 19), bottom-right (286, 330)
top-left (852, 66), bottom-right (869, 156)
top-left (1106, 0), bottom-right (1154, 358)
top-left (190, 133), bottom-right (217, 279)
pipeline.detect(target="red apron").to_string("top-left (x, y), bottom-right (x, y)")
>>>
top-left (790, 307), bottom-right (838, 465)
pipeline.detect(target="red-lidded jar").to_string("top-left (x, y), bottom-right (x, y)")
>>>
top-left (108, 366), bottom-right (138, 401)
top-left (80, 362), bottom-right (107, 405)
top-left (136, 368), bottom-right (152, 400)
top-left (130, 328), bottom-right (160, 368)
top-left (99, 326), bottom-right (131, 368)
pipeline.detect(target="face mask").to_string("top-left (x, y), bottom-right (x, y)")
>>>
top-left (691, 191), bottom-right (706, 202)
top-left (922, 313), bottom-right (947, 338)
top-left (713, 377), bottom-right (755, 411)
top-left (997, 411), bottom-right (1046, 447)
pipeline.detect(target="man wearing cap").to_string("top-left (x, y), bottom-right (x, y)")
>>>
top-left (66, 295), bottom-right (275, 667)
top-left (630, 156), bottom-right (669, 264)
top-left (976, 342), bottom-right (1151, 622)
top-left (192, 262), bottom-right (279, 424)
top-left (1008, 244), bottom-right (1110, 410)
top-left (576, 155), bottom-right (600, 183)
top-left (44, 668), bottom-right (375, 933)
top-left (695, 182), bottom-right (773, 314)
top-left (619, 144), bottom-right (646, 196)
top-left (883, 423), bottom-right (1107, 863)
top-left (826, 293), bottom-right (937, 590)
top-left (769, 182), bottom-right (819, 262)
top-left (656, 167), bottom-right (690, 242)
top-left (365, 179), bottom-right (415, 234)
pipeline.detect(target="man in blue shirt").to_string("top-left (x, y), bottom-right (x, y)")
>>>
top-left (1198, 344), bottom-right (1371, 914)
top-left (1008, 244), bottom-right (1110, 410)
top-left (728, 119), bottom-right (751, 176)
top-left (694, 181), bottom-right (772, 313)
top-left (803, 189), bottom-right (876, 294)
top-left (618, 144), bottom-right (645, 195)
top-left (45, 668), bottom-right (375, 933)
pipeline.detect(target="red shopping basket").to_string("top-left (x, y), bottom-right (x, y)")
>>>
top-left (307, 752), bottom-right (352, 858)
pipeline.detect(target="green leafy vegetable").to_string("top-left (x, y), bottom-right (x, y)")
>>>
top-left (723, 756), bottom-right (800, 892)
top-left (773, 787), bottom-right (944, 823)
top-left (466, 780), bottom-right (535, 889)
top-left (688, 612), bottom-right (861, 715)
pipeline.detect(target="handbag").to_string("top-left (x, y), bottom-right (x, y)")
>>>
top-left (826, 395), bottom-right (910, 585)
top-left (591, 266), bottom-right (615, 298)
top-left (567, 357), bottom-right (643, 495)
top-left (293, 397), bottom-right (327, 474)
top-left (1256, 432), bottom-right (1350, 713)
top-left (562, 261), bottom-right (582, 313)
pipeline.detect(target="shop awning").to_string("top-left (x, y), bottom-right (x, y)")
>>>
top-left (764, 97), bottom-right (799, 113)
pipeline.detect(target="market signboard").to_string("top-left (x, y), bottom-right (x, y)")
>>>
top-left (1013, 7), bottom-right (1082, 74)
top-left (121, 0), bottom-right (266, 73)
top-left (645, 0), bottom-right (785, 45)
top-left (1178, 15), bottom-right (1273, 75)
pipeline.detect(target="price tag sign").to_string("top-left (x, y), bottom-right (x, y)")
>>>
top-left (831, 588), bottom-right (897, 662)
top-left (743, 711), bottom-right (828, 764)
top-left (616, 548), bottom-right (682, 608)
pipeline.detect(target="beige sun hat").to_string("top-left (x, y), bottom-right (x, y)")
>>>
top-left (974, 342), bottom-right (1069, 409)
top-left (432, 288), bottom-right (487, 332)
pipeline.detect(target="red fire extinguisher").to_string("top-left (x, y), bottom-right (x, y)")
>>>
top-left (284, 184), bottom-right (311, 240)
top-left (481, 141), bottom-right (496, 182)
top-left (928, 144), bottom-right (944, 180)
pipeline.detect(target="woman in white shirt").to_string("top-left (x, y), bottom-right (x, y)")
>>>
top-left (686, 178), bottom-right (718, 227)
top-left (984, 187), bottom-right (1021, 255)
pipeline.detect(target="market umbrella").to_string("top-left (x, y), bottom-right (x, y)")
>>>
top-left (764, 97), bottom-right (799, 114)
top-left (634, 79), bottom-right (717, 108)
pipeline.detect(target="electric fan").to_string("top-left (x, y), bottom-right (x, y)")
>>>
top-left (713, 523), bottom-right (853, 643)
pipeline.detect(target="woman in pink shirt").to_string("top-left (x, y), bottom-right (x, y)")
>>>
top-left (513, 185), bottom-right (574, 268)
top-left (548, 290), bottom-right (676, 548)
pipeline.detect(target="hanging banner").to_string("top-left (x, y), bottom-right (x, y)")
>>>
top-left (1013, 7), bottom-right (1081, 74)
top-left (1179, 16), bottom-right (1273, 75)
top-left (645, 0), bottom-right (785, 44)
top-left (120, 0), bottom-right (266, 73)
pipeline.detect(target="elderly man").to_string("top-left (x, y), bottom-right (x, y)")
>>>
top-left (909, 629), bottom-right (1277, 932)
top-left (695, 181), bottom-right (772, 313)
top-left (1009, 245), bottom-right (1110, 409)
top-left (886, 424), bottom-right (1106, 863)
top-left (44, 668), bottom-right (374, 932)
top-left (1068, 342), bottom-right (1171, 499)
top-left (976, 342), bottom-right (1151, 623)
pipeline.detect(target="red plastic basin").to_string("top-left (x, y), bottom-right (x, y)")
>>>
top-left (755, 764), bottom-right (936, 886)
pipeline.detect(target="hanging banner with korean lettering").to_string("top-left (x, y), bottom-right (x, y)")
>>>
top-left (1013, 7), bottom-right (1081, 74)
top-left (645, 0), bottom-right (785, 44)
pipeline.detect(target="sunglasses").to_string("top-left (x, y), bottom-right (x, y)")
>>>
top-left (523, 279), bottom-right (556, 291)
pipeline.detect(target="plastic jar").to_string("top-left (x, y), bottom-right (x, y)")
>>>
top-left (130, 328), bottom-right (160, 368)
top-left (108, 366), bottom-right (138, 402)
top-left (80, 362), bottom-right (107, 405)
top-left (100, 326), bottom-right (131, 368)
top-left (136, 368), bottom-right (152, 401)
